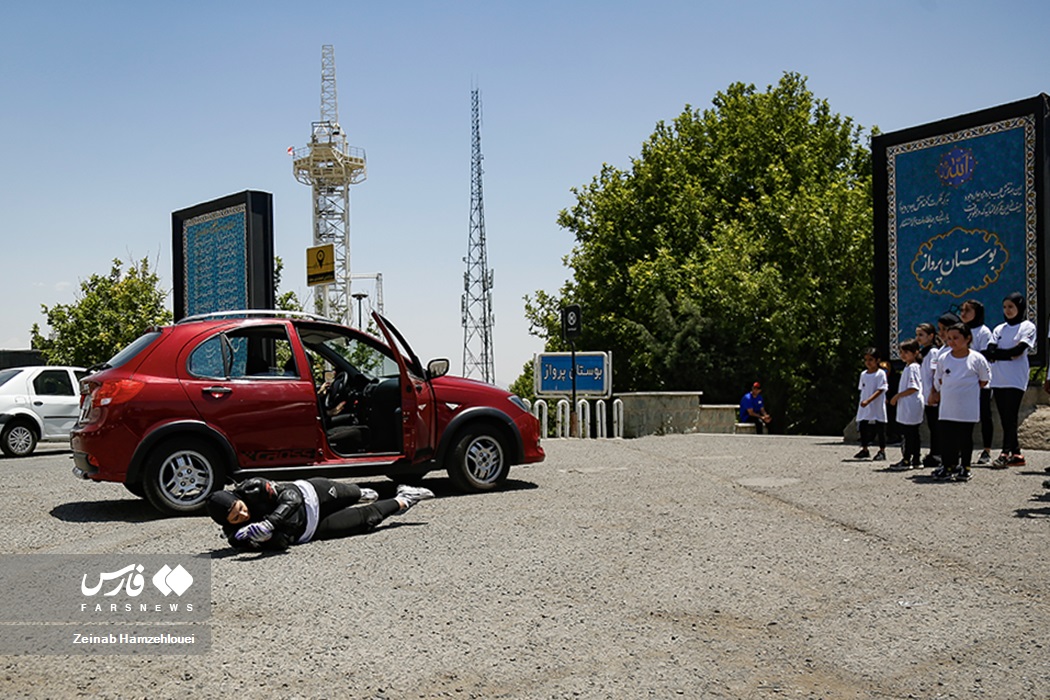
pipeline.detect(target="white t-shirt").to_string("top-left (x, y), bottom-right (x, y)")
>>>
top-left (970, 325), bottom-right (993, 352)
top-left (895, 363), bottom-right (925, 426)
top-left (935, 350), bottom-right (991, 423)
top-left (919, 345), bottom-right (941, 402)
top-left (989, 320), bottom-right (1036, 390)
top-left (856, 368), bottom-right (888, 423)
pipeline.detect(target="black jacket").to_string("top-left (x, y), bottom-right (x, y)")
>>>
top-left (222, 478), bottom-right (307, 550)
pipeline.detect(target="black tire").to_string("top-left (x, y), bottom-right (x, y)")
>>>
top-left (1, 420), bottom-right (38, 458)
top-left (142, 437), bottom-right (224, 515)
top-left (123, 481), bottom-right (146, 499)
top-left (445, 426), bottom-right (509, 492)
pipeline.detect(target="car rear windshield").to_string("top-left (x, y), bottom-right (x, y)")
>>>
top-left (104, 331), bottom-right (163, 369)
top-left (0, 369), bottom-right (19, 388)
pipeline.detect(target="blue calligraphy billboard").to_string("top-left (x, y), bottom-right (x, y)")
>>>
top-left (534, 352), bottom-right (612, 398)
top-left (873, 96), bottom-right (1049, 362)
top-left (172, 191), bottom-right (274, 320)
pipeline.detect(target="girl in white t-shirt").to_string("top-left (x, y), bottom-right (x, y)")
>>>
top-left (855, 348), bottom-right (888, 461)
top-left (930, 323), bottom-right (991, 481)
top-left (889, 339), bottom-right (924, 470)
top-left (960, 299), bottom-right (994, 465)
top-left (986, 292), bottom-right (1036, 468)
top-left (916, 322), bottom-right (941, 466)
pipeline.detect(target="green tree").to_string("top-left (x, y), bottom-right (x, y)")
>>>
top-left (274, 256), bottom-right (304, 312)
top-left (525, 73), bottom-right (873, 433)
top-left (508, 359), bottom-right (535, 403)
top-left (31, 257), bottom-right (172, 367)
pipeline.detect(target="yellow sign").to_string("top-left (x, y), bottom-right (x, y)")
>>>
top-left (307, 244), bottom-right (336, 286)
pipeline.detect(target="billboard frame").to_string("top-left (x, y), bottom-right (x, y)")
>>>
top-left (873, 95), bottom-right (1050, 365)
top-left (171, 190), bottom-right (275, 321)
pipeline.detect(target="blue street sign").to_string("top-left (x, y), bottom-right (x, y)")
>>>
top-left (534, 352), bottom-right (611, 398)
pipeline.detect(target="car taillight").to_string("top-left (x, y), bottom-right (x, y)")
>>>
top-left (92, 379), bottom-right (146, 407)
top-left (81, 379), bottom-right (145, 423)
top-left (81, 379), bottom-right (146, 422)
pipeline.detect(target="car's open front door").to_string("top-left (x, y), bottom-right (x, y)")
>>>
top-left (372, 313), bottom-right (437, 462)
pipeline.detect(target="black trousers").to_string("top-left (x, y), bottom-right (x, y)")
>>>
top-left (859, 421), bottom-right (885, 450)
top-left (977, 387), bottom-right (993, 450)
top-left (993, 387), bottom-right (1024, 455)
top-left (898, 423), bottom-right (921, 462)
top-left (744, 415), bottom-right (766, 434)
top-left (939, 420), bottom-right (975, 470)
top-left (306, 478), bottom-right (400, 540)
top-left (924, 404), bottom-right (940, 456)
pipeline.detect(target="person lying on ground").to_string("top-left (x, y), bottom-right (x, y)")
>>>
top-left (206, 476), bottom-right (434, 551)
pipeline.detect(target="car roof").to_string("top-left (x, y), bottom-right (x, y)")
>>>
top-left (175, 310), bottom-right (336, 325)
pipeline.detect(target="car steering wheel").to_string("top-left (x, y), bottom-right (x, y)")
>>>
top-left (325, 371), bottom-right (350, 412)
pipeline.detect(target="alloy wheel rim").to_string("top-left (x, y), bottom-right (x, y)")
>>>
top-left (7, 426), bottom-right (33, 455)
top-left (465, 436), bottom-right (504, 483)
top-left (158, 450), bottom-right (214, 505)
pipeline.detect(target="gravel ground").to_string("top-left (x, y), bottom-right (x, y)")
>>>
top-left (2, 434), bottom-right (1049, 699)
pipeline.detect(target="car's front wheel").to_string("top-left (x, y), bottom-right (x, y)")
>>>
top-left (445, 427), bottom-right (509, 492)
top-left (1, 421), bottom-right (38, 457)
top-left (142, 437), bottom-right (224, 515)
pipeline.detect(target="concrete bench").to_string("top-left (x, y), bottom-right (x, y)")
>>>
top-left (734, 422), bottom-right (757, 434)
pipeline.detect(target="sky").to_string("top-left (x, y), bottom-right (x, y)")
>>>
top-left (2, 0), bottom-right (1049, 388)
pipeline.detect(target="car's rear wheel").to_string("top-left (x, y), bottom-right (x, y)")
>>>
top-left (143, 437), bottom-right (223, 515)
top-left (1, 421), bottom-right (38, 457)
top-left (123, 481), bottom-right (146, 499)
top-left (445, 427), bottom-right (509, 492)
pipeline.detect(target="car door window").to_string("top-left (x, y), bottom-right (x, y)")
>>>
top-left (299, 329), bottom-right (399, 382)
top-left (33, 370), bottom-right (75, 396)
top-left (187, 336), bottom-right (229, 379)
top-left (188, 326), bottom-right (298, 380)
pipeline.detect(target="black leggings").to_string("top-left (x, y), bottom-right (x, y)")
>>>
top-left (307, 478), bottom-right (400, 540)
top-left (940, 420), bottom-right (975, 469)
top-left (993, 387), bottom-right (1024, 455)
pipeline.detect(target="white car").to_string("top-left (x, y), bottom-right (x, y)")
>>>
top-left (0, 366), bottom-right (88, 457)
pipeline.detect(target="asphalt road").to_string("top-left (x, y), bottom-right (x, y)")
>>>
top-left (2, 434), bottom-right (1050, 699)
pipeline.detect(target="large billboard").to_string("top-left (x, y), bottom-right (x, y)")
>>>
top-left (873, 96), bottom-right (1050, 362)
top-left (171, 191), bottom-right (275, 320)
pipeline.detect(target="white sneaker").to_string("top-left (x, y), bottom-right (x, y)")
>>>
top-left (395, 485), bottom-right (434, 514)
top-left (358, 487), bottom-right (379, 504)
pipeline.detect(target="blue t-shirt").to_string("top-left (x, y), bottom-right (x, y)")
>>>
top-left (740, 391), bottom-right (764, 422)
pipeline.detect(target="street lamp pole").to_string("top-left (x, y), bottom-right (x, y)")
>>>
top-left (351, 292), bottom-right (368, 329)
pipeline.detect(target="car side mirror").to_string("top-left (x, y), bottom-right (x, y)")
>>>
top-left (427, 358), bottom-right (450, 379)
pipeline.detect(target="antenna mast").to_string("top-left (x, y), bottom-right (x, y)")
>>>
top-left (292, 45), bottom-right (366, 324)
top-left (461, 88), bottom-right (495, 383)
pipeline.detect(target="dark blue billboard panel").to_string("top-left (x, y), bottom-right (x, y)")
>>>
top-left (873, 96), bottom-right (1050, 362)
top-left (172, 191), bottom-right (274, 321)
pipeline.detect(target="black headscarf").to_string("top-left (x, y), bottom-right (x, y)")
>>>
top-left (963, 299), bottom-right (985, 329)
top-left (1004, 292), bottom-right (1026, 326)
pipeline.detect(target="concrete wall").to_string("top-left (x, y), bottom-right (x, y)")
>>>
top-left (616, 392), bottom-right (702, 438)
top-left (614, 392), bottom-right (742, 437)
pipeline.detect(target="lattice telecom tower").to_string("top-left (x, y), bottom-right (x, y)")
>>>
top-left (461, 88), bottom-right (495, 383)
top-left (292, 45), bottom-right (367, 324)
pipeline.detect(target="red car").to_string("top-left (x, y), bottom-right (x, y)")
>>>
top-left (71, 311), bottom-right (544, 514)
